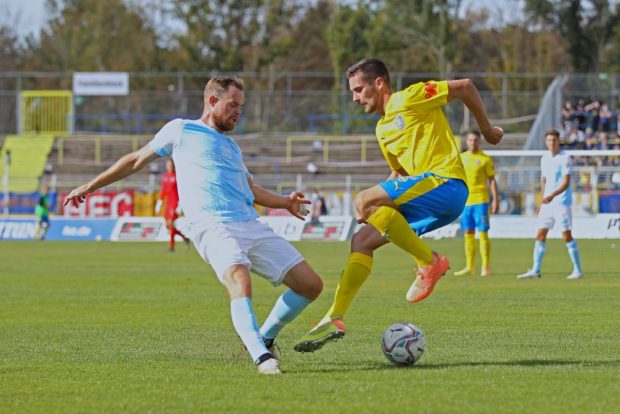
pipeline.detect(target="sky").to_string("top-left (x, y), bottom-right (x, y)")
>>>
top-left (1, 0), bottom-right (47, 38)
top-left (0, 0), bottom-right (528, 40)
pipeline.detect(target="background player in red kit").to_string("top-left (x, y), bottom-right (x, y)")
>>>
top-left (155, 158), bottom-right (190, 251)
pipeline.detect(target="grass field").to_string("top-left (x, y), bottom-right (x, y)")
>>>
top-left (1, 239), bottom-right (619, 413)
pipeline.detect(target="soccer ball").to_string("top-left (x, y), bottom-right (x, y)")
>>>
top-left (381, 322), bottom-right (425, 365)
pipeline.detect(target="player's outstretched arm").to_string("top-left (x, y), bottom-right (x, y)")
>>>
top-left (249, 179), bottom-right (310, 220)
top-left (64, 145), bottom-right (159, 208)
top-left (447, 79), bottom-right (503, 145)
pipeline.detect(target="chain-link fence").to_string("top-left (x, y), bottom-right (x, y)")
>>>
top-left (0, 71), bottom-right (568, 136)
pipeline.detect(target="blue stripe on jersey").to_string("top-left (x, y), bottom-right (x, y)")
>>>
top-left (174, 122), bottom-right (257, 223)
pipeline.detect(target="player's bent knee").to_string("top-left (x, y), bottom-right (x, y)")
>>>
top-left (222, 265), bottom-right (252, 299)
top-left (305, 276), bottom-right (323, 300)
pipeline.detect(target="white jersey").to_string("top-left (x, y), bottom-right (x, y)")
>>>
top-left (541, 151), bottom-right (572, 206)
top-left (148, 118), bottom-right (258, 233)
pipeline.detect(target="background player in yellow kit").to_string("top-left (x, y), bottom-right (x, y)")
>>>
top-left (454, 131), bottom-right (499, 277)
top-left (294, 58), bottom-right (503, 353)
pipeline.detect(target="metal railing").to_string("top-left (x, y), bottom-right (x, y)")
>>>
top-left (56, 135), bottom-right (150, 165)
top-left (286, 135), bottom-right (378, 163)
top-left (1, 70), bottom-right (570, 135)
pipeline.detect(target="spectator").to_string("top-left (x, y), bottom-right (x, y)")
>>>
top-left (600, 103), bottom-right (613, 132)
top-left (309, 188), bottom-right (327, 225)
top-left (584, 99), bottom-right (601, 132)
top-left (597, 132), bottom-right (609, 150)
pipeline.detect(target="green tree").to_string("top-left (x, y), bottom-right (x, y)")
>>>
top-left (0, 24), bottom-right (20, 71)
top-left (21, 0), bottom-right (160, 72)
top-left (170, 0), bottom-right (301, 73)
top-left (524, 0), bottom-right (620, 72)
top-left (364, 0), bottom-right (463, 76)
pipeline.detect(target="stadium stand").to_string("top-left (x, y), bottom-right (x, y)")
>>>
top-left (0, 134), bottom-right (54, 192)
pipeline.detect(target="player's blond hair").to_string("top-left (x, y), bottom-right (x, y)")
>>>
top-left (204, 76), bottom-right (244, 100)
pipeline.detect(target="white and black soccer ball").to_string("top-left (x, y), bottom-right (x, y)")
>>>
top-left (381, 322), bottom-right (425, 365)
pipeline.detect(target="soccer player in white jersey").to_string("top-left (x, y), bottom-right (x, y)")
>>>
top-left (64, 76), bottom-right (324, 374)
top-left (517, 129), bottom-right (583, 280)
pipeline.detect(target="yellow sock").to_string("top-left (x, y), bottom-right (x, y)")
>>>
top-left (479, 231), bottom-right (490, 270)
top-left (324, 252), bottom-right (373, 321)
top-left (464, 232), bottom-right (476, 270)
top-left (367, 206), bottom-right (432, 266)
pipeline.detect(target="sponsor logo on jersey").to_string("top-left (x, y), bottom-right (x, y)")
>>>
top-left (394, 114), bottom-right (405, 130)
top-left (424, 81), bottom-right (438, 99)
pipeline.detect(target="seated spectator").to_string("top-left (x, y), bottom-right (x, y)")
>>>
top-left (561, 101), bottom-right (576, 123)
top-left (584, 99), bottom-right (601, 132)
top-left (599, 103), bottom-right (613, 132)
top-left (585, 130), bottom-right (598, 150)
top-left (596, 132), bottom-right (610, 150)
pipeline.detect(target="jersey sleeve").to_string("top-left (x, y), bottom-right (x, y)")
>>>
top-left (148, 118), bottom-right (184, 157)
top-left (400, 80), bottom-right (449, 113)
top-left (561, 155), bottom-right (572, 176)
top-left (242, 163), bottom-right (253, 181)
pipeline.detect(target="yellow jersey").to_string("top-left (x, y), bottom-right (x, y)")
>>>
top-left (460, 150), bottom-right (495, 205)
top-left (375, 80), bottom-right (466, 182)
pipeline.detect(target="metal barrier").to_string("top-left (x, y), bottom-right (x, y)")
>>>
top-left (20, 90), bottom-right (73, 135)
top-left (307, 113), bottom-right (379, 134)
top-left (285, 135), bottom-right (377, 163)
top-left (56, 135), bottom-right (148, 165)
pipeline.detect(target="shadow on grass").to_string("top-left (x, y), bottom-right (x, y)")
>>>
top-left (287, 358), bottom-right (620, 374)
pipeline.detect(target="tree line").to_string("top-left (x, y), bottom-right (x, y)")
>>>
top-left (2, 0), bottom-right (620, 79)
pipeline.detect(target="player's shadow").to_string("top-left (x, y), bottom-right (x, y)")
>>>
top-left (289, 358), bottom-right (620, 374)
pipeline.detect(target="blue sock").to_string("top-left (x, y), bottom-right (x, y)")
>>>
top-left (533, 240), bottom-right (546, 273)
top-left (230, 297), bottom-right (269, 363)
top-left (260, 289), bottom-right (312, 340)
top-left (566, 240), bottom-right (582, 273)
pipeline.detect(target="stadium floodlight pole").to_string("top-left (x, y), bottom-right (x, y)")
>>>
top-left (3, 149), bottom-right (10, 217)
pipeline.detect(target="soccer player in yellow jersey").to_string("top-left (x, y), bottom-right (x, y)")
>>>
top-left (294, 58), bottom-right (503, 353)
top-left (454, 131), bottom-right (499, 277)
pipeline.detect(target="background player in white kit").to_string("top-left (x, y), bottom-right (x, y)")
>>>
top-left (518, 129), bottom-right (583, 280)
top-left (64, 76), bottom-right (323, 375)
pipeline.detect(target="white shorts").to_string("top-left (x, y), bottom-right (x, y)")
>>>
top-left (192, 219), bottom-right (304, 286)
top-left (537, 204), bottom-right (572, 231)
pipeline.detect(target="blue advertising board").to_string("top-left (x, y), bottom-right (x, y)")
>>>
top-left (0, 192), bottom-right (58, 214)
top-left (0, 218), bottom-right (116, 241)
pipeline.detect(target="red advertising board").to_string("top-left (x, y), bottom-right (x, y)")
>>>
top-left (61, 190), bottom-right (134, 217)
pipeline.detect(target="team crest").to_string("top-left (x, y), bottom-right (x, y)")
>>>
top-left (394, 115), bottom-right (405, 130)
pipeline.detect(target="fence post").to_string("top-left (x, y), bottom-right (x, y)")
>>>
top-left (286, 137), bottom-right (292, 163)
top-left (2, 150), bottom-right (9, 216)
top-left (361, 138), bottom-right (367, 162)
top-left (296, 174), bottom-right (303, 191)
top-left (16, 75), bottom-right (22, 134)
top-left (95, 138), bottom-right (101, 165)
top-left (323, 137), bottom-right (329, 162)
top-left (502, 74), bottom-right (508, 119)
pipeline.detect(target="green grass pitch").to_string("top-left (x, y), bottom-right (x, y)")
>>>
top-left (1, 239), bottom-right (619, 413)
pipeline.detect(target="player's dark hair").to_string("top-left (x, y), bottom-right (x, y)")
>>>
top-left (204, 76), bottom-right (244, 99)
top-left (346, 58), bottom-right (390, 84)
top-left (468, 130), bottom-right (481, 138)
top-left (545, 129), bottom-right (560, 139)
